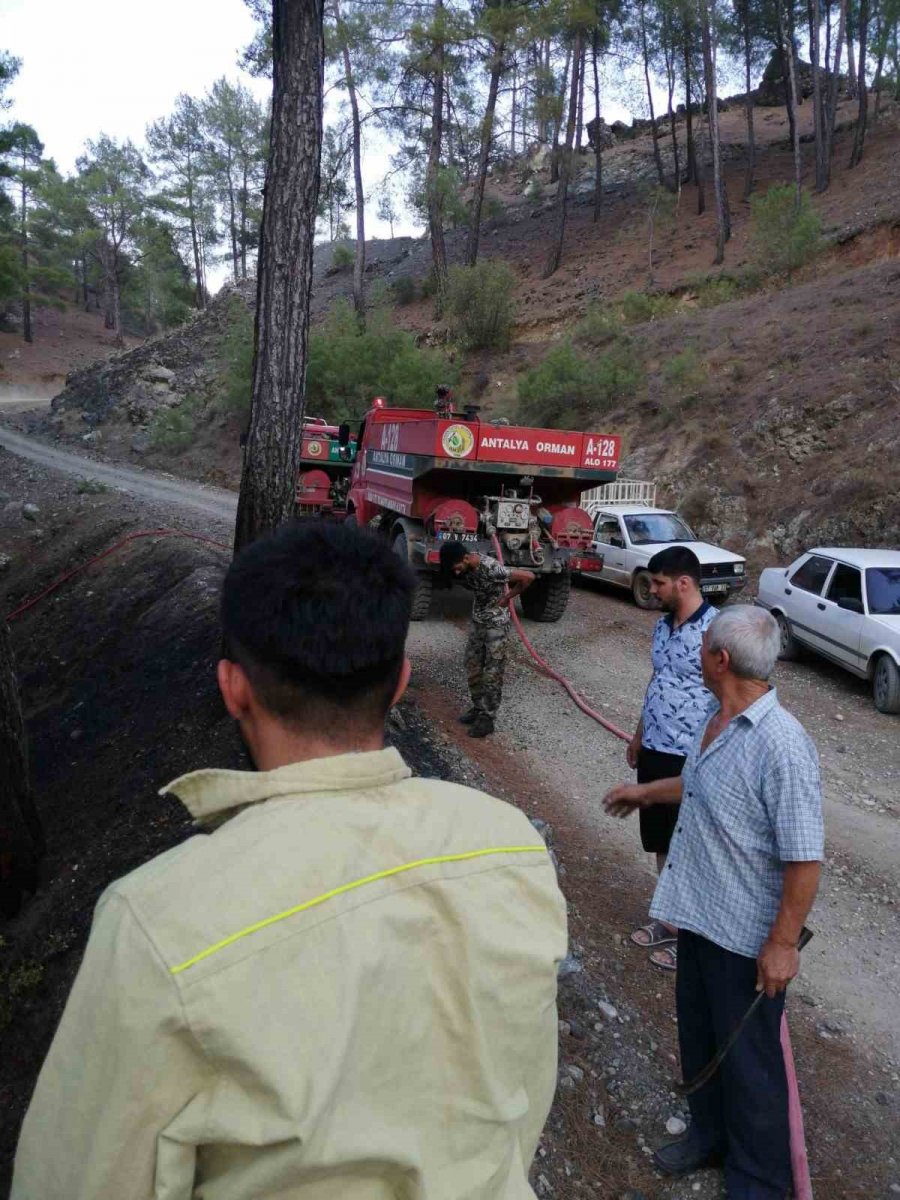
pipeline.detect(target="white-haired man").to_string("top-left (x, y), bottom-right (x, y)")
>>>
top-left (604, 605), bottom-right (824, 1200)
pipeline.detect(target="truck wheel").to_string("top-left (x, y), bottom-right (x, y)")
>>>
top-left (775, 612), bottom-right (799, 661)
top-left (520, 573), bottom-right (571, 622)
top-left (632, 570), bottom-right (658, 610)
top-left (872, 654), bottom-right (900, 714)
top-left (392, 529), bottom-right (433, 621)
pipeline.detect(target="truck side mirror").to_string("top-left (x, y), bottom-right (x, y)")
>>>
top-left (338, 422), bottom-right (351, 447)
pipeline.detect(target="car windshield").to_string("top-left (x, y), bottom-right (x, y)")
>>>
top-left (624, 513), bottom-right (695, 546)
top-left (866, 567), bottom-right (900, 615)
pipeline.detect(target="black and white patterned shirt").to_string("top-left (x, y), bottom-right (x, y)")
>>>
top-left (641, 601), bottom-right (717, 757)
top-left (458, 554), bottom-right (511, 628)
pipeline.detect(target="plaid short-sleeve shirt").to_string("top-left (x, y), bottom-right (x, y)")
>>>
top-left (650, 689), bottom-right (824, 958)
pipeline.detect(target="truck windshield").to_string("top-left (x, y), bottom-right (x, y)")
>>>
top-left (866, 568), bottom-right (900, 615)
top-left (624, 513), bottom-right (695, 546)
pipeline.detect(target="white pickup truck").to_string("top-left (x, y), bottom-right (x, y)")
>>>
top-left (581, 502), bottom-right (747, 609)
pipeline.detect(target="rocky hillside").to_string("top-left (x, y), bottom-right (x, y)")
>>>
top-left (26, 91), bottom-right (900, 564)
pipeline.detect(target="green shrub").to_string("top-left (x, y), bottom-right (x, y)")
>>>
top-left (390, 275), bottom-right (418, 306)
top-left (750, 185), bottom-right (822, 277)
top-left (331, 242), bottom-right (355, 270)
top-left (76, 478), bottom-right (109, 494)
top-left (149, 395), bottom-right (202, 453)
top-left (518, 339), bottom-right (643, 427)
top-left (620, 290), bottom-right (676, 324)
top-left (446, 261), bottom-right (517, 351)
top-left (305, 300), bottom-right (457, 415)
top-left (217, 301), bottom-right (255, 416)
top-left (574, 302), bottom-right (623, 348)
top-left (662, 346), bottom-right (708, 399)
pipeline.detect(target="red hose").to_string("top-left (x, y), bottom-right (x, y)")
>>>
top-left (5, 528), bottom-right (230, 623)
top-left (491, 533), bottom-right (633, 743)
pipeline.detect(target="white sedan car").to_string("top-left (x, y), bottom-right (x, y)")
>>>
top-left (584, 505), bottom-right (747, 609)
top-left (757, 548), bottom-right (900, 713)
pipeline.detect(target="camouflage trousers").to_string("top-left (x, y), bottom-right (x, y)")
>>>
top-left (464, 623), bottom-right (510, 718)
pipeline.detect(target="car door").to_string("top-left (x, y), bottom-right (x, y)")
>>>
top-left (782, 554), bottom-right (836, 657)
top-left (819, 562), bottom-right (867, 675)
top-left (592, 513), bottom-right (630, 587)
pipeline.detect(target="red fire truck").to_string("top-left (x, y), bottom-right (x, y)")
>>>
top-left (295, 400), bottom-right (620, 622)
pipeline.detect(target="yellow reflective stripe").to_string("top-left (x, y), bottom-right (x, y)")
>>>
top-left (170, 844), bottom-right (546, 976)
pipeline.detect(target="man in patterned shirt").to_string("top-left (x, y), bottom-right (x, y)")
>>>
top-left (604, 606), bottom-right (823, 1199)
top-left (627, 546), bottom-right (716, 971)
top-left (439, 542), bottom-right (534, 738)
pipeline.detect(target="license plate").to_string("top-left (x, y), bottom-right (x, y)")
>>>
top-left (438, 532), bottom-right (478, 542)
top-left (702, 583), bottom-right (729, 593)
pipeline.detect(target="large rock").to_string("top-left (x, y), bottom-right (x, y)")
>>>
top-left (756, 49), bottom-right (850, 107)
top-left (585, 116), bottom-right (615, 150)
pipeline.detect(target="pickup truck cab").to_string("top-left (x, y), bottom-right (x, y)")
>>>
top-left (583, 504), bottom-right (747, 608)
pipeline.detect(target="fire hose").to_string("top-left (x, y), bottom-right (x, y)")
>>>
top-left (5, 528), bottom-right (230, 623)
top-left (490, 532), bottom-right (633, 744)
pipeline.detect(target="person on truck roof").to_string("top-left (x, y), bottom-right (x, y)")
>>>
top-left (439, 541), bottom-right (534, 738)
top-left (12, 522), bottom-right (567, 1200)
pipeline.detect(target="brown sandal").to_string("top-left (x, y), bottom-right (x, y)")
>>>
top-left (649, 944), bottom-right (678, 971)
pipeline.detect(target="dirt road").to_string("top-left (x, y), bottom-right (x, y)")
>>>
top-left (406, 581), bottom-right (900, 1196)
top-left (0, 426), bottom-right (237, 522)
top-left (2, 430), bottom-right (897, 1194)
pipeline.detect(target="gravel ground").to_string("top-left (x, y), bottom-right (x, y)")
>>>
top-left (2, 431), bottom-right (897, 1196)
top-left (406, 578), bottom-right (900, 1197)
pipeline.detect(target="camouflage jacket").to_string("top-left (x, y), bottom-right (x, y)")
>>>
top-left (459, 554), bottom-right (512, 628)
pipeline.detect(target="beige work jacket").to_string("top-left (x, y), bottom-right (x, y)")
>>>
top-left (13, 748), bottom-right (567, 1200)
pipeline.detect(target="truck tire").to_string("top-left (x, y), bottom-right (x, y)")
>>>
top-left (632, 570), bottom-right (658, 610)
top-left (520, 573), bottom-right (571, 622)
top-left (872, 654), bottom-right (900, 714)
top-left (775, 612), bottom-right (799, 661)
top-left (392, 529), bottom-right (433, 621)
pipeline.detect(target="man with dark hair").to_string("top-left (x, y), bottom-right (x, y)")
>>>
top-left (626, 544), bottom-right (715, 972)
top-left (13, 522), bottom-right (567, 1200)
top-left (439, 540), bottom-right (534, 738)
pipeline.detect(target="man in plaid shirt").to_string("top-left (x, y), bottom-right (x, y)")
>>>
top-left (604, 605), bottom-right (824, 1199)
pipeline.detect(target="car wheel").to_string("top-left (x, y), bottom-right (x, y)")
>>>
top-left (775, 613), bottom-right (799, 661)
top-left (872, 655), bottom-right (900, 715)
top-left (632, 570), bottom-right (658, 610)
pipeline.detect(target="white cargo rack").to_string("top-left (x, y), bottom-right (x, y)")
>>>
top-left (580, 479), bottom-right (657, 509)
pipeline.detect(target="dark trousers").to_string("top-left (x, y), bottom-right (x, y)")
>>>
top-left (637, 747), bottom-right (685, 853)
top-left (677, 930), bottom-right (791, 1199)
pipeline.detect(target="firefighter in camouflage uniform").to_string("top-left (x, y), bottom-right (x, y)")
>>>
top-left (439, 542), bottom-right (535, 738)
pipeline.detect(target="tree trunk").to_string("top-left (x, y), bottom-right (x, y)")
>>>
top-left (335, 1), bottom-right (366, 322)
top-left (824, 0), bottom-right (846, 178)
top-left (742, 8), bottom-right (756, 198)
top-left (549, 47), bottom-right (572, 184)
top-left (544, 29), bottom-right (582, 278)
top-left (846, 8), bottom-right (857, 97)
top-left (575, 44), bottom-right (586, 150)
top-left (849, 0), bottom-right (870, 166)
top-left (425, 0), bottom-right (448, 315)
top-left (467, 39), bottom-right (505, 266)
top-left (700, 0), bottom-right (729, 261)
top-left (811, 0), bottom-right (828, 189)
top-left (640, 0), bottom-right (666, 187)
top-left (19, 169), bottom-right (32, 345)
top-left (233, 0), bottom-right (325, 551)
top-left (510, 57), bottom-right (518, 154)
top-left (683, 35), bottom-right (705, 213)
top-left (780, 3), bottom-right (804, 204)
top-left (592, 32), bottom-right (603, 223)
top-left (871, 2), bottom-right (887, 121)
top-left (111, 269), bottom-right (124, 348)
top-left (0, 623), bottom-right (43, 918)
top-left (188, 194), bottom-right (205, 310)
top-left (240, 162), bottom-right (250, 278)
top-left (663, 36), bottom-right (680, 193)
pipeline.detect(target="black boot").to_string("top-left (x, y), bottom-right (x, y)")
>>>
top-left (653, 1131), bottom-right (723, 1177)
top-left (458, 708), bottom-right (479, 725)
top-left (468, 714), bottom-right (495, 738)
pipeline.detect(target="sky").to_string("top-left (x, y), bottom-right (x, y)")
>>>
top-left (1, 0), bottom-right (651, 291)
